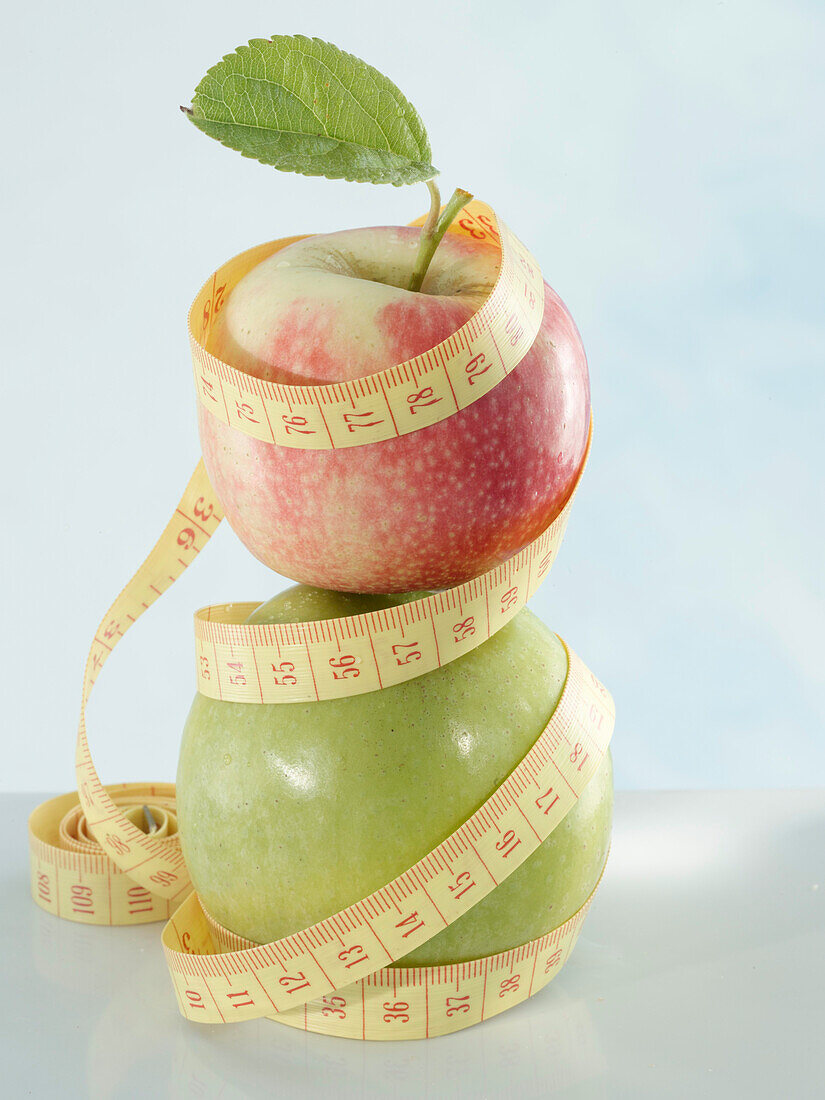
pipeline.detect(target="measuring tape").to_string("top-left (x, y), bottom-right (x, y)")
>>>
top-left (27, 196), bottom-right (613, 1039)
top-left (28, 416), bottom-right (589, 916)
top-left (208, 881), bottom-right (602, 1041)
top-left (198, 868), bottom-right (607, 1041)
top-left (191, 421), bottom-right (588, 705)
top-left (191, 201), bottom-right (544, 450)
top-left (29, 784), bottom-right (180, 925)
top-left (162, 643), bottom-right (613, 1039)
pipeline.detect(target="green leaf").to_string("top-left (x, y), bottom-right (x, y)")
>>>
top-left (184, 35), bottom-right (437, 186)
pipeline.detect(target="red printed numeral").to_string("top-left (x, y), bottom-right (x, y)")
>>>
top-left (227, 661), bottom-right (246, 687)
top-left (495, 829), bottom-right (521, 858)
top-left (321, 995), bottom-right (347, 1018)
top-left (458, 213), bottom-right (498, 241)
top-left (201, 284), bottom-right (226, 332)
top-left (127, 884), bottom-right (153, 914)
top-left (338, 944), bottom-right (369, 969)
top-left (519, 254), bottom-right (535, 279)
top-left (235, 400), bottom-right (259, 424)
top-left (445, 995), bottom-right (471, 1016)
top-left (585, 702), bottom-right (605, 731)
top-left (343, 411), bottom-right (384, 432)
top-left (476, 213), bottom-right (499, 239)
top-left (104, 833), bottom-right (130, 856)
top-left (194, 496), bottom-right (214, 522)
top-left (448, 870), bottom-right (475, 900)
top-left (149, 870), bottom-right (177, 887)
top-left (280, 972), bottom-right (311, 994)
top-left (589, 671), bottom-right (610, 698)
top-left (500, 587), bottom-right (519, 612)
top-left (271, 661), bottom-right (297, 686)
top-left (226, 989), bottom-right (255, 1008)
top-left (383, 1001), bottom-right (410, 1023)
top-left (329, 655), bottom-right (360, 680)
top-left (499, 974), bottom-right (521, 997)
top-left (535, 787), bottom-right (560, 815)
top-left (545, 949), bottom-right (563, 973)
top-left (453, 616), bottom-right (475, 642)
top-left (36, 872), bottom-right (51, 905)
top-left (570, 743), bottom-right (589, 771)
top-left (459, 217), bottom-right (487, 240)
top-left (391, 642), bottom-right (422, 666)
top-left (282, 414), bottom-right (316, 436)
top-left (396, 911), bottom-right (426, 939)
top-left (407, 386), bottom-right (442, 413)
top-left (212, 284), bottom-right (226, 317)
top-left (465, 352), bottom-right (490, 385)
top-left (71, 884), bottom-right (94, 915)
top-left (200, 376), bottom-right (219, 403)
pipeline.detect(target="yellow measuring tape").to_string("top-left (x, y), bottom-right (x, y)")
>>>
top-left (163, 644), bottom-right (613, 1039)
top-left (191, 201), bottom-right (544, 450)
top-left (29, 784), bottom-right (179, 925)
top-left (28, 197), bottom-right (613, 1039)
top-left (204, 882), bottom-right (602, 1040)
top-left (192, 425), bottom-right (587, 705)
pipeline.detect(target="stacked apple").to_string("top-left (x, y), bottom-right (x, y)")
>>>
top-left (176, 36), bottom-right (612, 980)
top-left (199, 221), bottom-right (591, 592)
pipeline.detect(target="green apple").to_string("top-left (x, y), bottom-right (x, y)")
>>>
top-left (176, 586), bottom-right (612, 965)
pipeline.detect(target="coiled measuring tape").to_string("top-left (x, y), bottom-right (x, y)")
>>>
top-left (28, 197), bottom-right (613, 1038)
top-left (191, 200), bottom-right (544, 449)
top-left (29, 784), bottom-right (179, 925)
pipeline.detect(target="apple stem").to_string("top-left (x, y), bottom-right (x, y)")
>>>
top-left (408, 181), bottom-right (474, 292)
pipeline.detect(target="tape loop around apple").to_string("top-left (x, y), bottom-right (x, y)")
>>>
top-left (30, 632), bottom-right (613, 1036)
top-left (196, 855), bottom-right (608, 1041)
top-left (30, 415), bottom-right (596, 922)
top-left (190, 201), bottom-right (545, 450)
top-left (27, 443), bottom-right (610, 1035)
top-left (191, 419), bottom-right (590, 704)
top-left (26, 197), bottom-right (612, 1040)
top-left (161, 643), bottom-right (614, 1033)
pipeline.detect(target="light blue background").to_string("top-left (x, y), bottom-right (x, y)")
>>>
top-left (3, 0), bottom-right (823, 790)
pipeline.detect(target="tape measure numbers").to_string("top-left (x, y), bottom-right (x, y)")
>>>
top-left (190, 202), bottom-right (545, 451)
top-left (72, 461), bottom-right (223, 905)
top-left (27, 197), bottom-right (614, 1040)
top-left (192, 420), bottom-right (589, 705)
top-left (202, 864), bottom-right (606, 1041)
top-left (29, 784), bottom-right (181, 926)
top-left (65, 413), bottom-right (589, 908)
top-left (162, 644), bottom-right (614, 1037)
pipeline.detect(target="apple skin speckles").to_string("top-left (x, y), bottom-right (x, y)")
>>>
top-left (176, 591), bottom-right (613, 958)
top-left (199, 226), bottom-right (589, 592)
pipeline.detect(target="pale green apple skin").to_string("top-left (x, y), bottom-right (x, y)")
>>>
top-left (176, 586), bottom-right (613, 966)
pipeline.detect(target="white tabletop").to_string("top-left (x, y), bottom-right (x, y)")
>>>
top-left (4, 789), bottom-right (824, 1098)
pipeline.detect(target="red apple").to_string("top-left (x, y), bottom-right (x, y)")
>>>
top-left (199, 224), bottom-right (590, 592)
